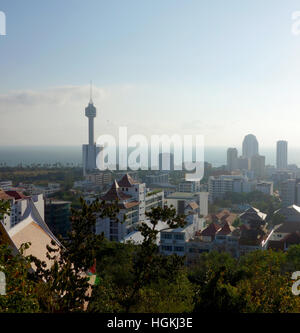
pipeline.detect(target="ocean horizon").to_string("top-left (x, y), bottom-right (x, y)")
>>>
top-left (0, 145), bottom-right (299, 168)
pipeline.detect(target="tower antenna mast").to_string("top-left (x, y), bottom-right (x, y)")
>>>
top-left (90, 80), bottom-right (93, 104)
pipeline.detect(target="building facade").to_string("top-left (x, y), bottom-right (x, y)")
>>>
top-left (276, 140), bottom-right (288, 170)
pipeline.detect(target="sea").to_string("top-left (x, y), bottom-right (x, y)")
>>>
top-left (0, 146), bottom-right (300, 168)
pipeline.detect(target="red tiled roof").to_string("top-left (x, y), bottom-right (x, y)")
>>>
top-left (217, 222), bottom-right (235, 236)
top-left (4, 191), bottom-right (28, 200)
top-left (281, 231), bottom-right (300, 245)
top-left (201, 223), bottom-right (221, 237)
top-left (101, 180), bottom-right (132, 202)
top-left (118, 174), bottom-right (139, 188)
top-left (0, 190), bottom-right (28, 200)
top-left (0, 190), bottom-right (13, 200)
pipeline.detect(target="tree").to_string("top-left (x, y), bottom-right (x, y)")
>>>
top-left (0, 243), bottom-right (41, 313)
top-left (89, 205), bottom-right (191, 313)
top-left (31, 197), bottom-right (121, 312)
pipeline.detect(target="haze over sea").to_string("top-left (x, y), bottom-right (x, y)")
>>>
top-left (0, 146), bottom-right (299, 168)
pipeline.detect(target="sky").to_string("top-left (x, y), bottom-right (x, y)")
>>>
top-left (1, 0), bottom-right (300, 148)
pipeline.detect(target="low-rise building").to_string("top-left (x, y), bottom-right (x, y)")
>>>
top-left (177, 180), bottom-right (201, 193)
top-left (0, 180), bottom-right (13, 190)
top-left (165, 191), bottom-right (208, 217)
top-left (274, 205), bottom-right (300, 223)
top-left (256, 181), bottom-right (274, 196)
top-left (208, 175), bottom-right (255, 203)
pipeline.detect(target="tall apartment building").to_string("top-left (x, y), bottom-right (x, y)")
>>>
top-left (95, 174), bottom-right (164, 241)
top-left (242, 134), bottom-right (259, 158)
top-left (250, 154), bottom-right (265, 179)
top-left (227, 148), bottom-right (238, 172)
top-left (279, 179), bottom-right (300, 207)
top-left (237, 156), bottom-right (250, 171)
top-left (276, 140), bottom-right (288, 170)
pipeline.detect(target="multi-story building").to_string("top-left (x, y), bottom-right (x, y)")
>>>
top-left (276, 140), bottom-right (288, 170)
top-left (0, 180), bottom-right (13, 190)
top-left (250, 154), bottom-right (265, 179)
top-left (45, 199), bottom-right (71, 238)
top-left (280, 179), bottom-right (298, 207)
top-left (237, 156), bottom-right (250, 171)
top-left (165, 191), bottom-right (208, 217)
top-left (145, 173), bottom-right (169, 186)
top-left (160, 202), bottom-right (203, 257)
top-left (242, 134), bottom-right (259, 159)
top-left (256, 181), bottom-right (274, 196)
top-left (84, 171), bottom-right (113, 190)
top-left (18, 182), bottom-right (61, 197)
top-left (227, 148), bottom-right (238, 172)
top-left (208, 175), bottom-right (255, 203)
top-left (95, 174), bottom-right (164, 241)
top-left (0, 190), bottom-right (45, 230)
top-left (177, 180), bottom-right (201, 193)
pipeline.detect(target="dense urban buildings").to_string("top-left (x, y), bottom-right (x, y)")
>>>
top-left (95, 174), bottom-right (164, 241)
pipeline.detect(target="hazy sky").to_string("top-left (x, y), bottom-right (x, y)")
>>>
top-left (1, 0), bottom-right (300, 147)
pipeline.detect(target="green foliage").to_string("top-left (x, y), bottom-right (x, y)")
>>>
top-left (190, 249), bottom-right (300, 313)
top-left (0, 244), bottom-right (40, 313)
top-left (0, 200), bottom-right (10, 220)
top-left (2, 191), bottom-right (300, 313)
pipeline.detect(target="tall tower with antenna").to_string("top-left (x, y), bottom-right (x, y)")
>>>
top-left (82, 82), bottom-right (99, 175)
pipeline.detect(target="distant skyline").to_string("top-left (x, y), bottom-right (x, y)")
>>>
top-left (1, 1), bottom-right (300, 146)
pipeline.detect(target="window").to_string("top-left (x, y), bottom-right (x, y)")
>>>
top-left (175, 234), bottom-right (184, 240)
top-left (174, 246), bottom-right (184, 252)
top-left (162, 245), bottom-right (172, 251)
top-left (161, 233), bottom-right (172, 239)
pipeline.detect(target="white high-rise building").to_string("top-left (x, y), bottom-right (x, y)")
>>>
top-left (276, 140), bottom-right (288, 170)
top-left (242, 134), bottom-right (259, 159)
top-left (95, 174), bottom-right (164, 241)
